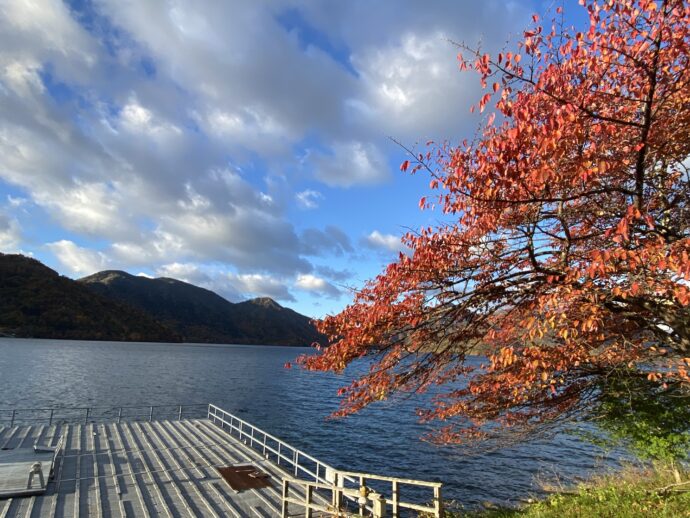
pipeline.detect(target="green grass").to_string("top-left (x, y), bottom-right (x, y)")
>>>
top-left (444, 468), bottom-right (690, 518)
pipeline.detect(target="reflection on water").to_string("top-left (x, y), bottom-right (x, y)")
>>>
top-left (0, 338), bottom-right (618, 507)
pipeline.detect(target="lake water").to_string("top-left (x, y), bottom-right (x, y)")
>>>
top-left (0, 338), bottom-right (618, 508)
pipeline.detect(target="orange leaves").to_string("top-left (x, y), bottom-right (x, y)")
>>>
top-left (613, 217), bottom-right (630, 243)
top-left (647, 372), bottom-right (661, 382)
top-left (296, 0), bottom-right (690, 446)
top-left (479, 93), bottom-right (492, 113)
top-left (675, 286), bottom-right (690, 306)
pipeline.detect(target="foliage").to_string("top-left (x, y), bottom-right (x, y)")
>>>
top-left (299, 0), bottom-right (690, 445)
top-left (456, 468), bottom-right (690, 518)
top-left (590, 370), bottom-right (690, 464)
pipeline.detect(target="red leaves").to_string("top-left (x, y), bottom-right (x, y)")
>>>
top-left (614, 217), bottom-right (630, 242)
top-left (297, 0), bottom-right (690, 446)
top-left (479, 93), bottom-right (492, 113)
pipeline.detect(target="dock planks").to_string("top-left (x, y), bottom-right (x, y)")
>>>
top-left (0, 419), bottom-right (306, 518)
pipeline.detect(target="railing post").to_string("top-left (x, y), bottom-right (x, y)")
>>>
top-left (250, 427), bottom-right (254, 448)
top-left (277, 442), bottom-right (281, 465)
top-left (391, 480), bottom-right (399, 517)
top-left (84, 407), bottom-right (90, 424)
top-left (434, 485), bottom-right (443, 518)
top-left (294, 451), bottom-right (299, 476)
top-left (281, 479), bottom-right (289, 518)
top-left (49, 409), bottom-right (54, 427)
top-left (359, 476), bottom-right (366, 516)
top-left (149, 406), bottom-right (154, 421)
top-left (10, 409), bottom-right (16, 427)
top-left (262, 435), bottom-right (267, 457)
top-left (305, 484), bottom-right (313, 518)
top-left (178, 405), bottom-right (183, 421)
top-left (371, 492), bottom-right (386, 518)
top-left (332, 472), bottom-right (342, 510)
top-left (117, 407), bottom-right (122, 423)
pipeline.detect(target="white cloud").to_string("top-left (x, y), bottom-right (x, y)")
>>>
top-left (0, 0), bottom-right (96, 81)
top-left (7, 195), bottom-right (27, 207)
top-left (300, 226), bottom-right (353, 256)
top-left (313, 141), bottom-right (389, 187)
top-left (296, 189), bottom-right (323, 210)
top-left (201, 107), bottom-right (291, 156)
top-left (349, 31), bottom-right (483, 142)
top-left (0, 0), bottom-right (533, 313)
top-left (229, 273), bottom-right (295, 302)
top-left (295, 273), bottom-right (341, 299)
top-left (2, 60), bottom-right (44, 97)
top-left (155, 262), bottom-right (295, 302)
top-left (47, 240), bottom-right (111, 276)
top-left (0, 211), bottom-right (21, 252)
top-left (119, 98), bottom-right (182, 139)
top-left (35, 181), bottom-right (131, 238)
top-left (363, 230), bottom-right (403, 252)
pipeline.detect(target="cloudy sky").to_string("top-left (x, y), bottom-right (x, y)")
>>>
top-left (0, 0), bottom-right (587, 317)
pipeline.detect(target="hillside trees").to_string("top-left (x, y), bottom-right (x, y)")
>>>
top-left (299, 0), bottom-right (690, 446)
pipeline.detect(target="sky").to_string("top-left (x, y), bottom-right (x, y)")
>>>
top-left (0, 0), bottom-right (589, 318)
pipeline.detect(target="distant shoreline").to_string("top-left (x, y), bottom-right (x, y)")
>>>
top-left (0, 336), bottom-right (314, 349)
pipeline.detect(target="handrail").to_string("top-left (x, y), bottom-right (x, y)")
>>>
top-left (0, 404), bottom-right (208, 426)
top-left (207, 404), bottom-right (443, 518)
top-left (0, 403), bottom-right (209, 413)
top-left (281, 475), bottom-right (441, 518)
top-left (281, 477), bottom-right (362, 518)
top-left (335, 470), bottom-right (443, 517)
top-left (335, 470), bottom-right (443, 488)
top-left (207, 404), bottom-right (352, 485)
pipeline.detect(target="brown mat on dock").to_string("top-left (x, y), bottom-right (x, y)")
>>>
top-left (216, 465), bottom-right (272, 491)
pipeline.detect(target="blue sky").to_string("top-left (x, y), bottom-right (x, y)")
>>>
top-left (0, 0), bottom-right (589, 317)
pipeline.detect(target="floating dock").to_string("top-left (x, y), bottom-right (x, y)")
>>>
top-left (0, 404), bottom-right (443, 517)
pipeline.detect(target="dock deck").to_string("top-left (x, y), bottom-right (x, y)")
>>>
top-left (0, 418), bottom-right (293, 517)
top-left (0, 405), bottom-right (443, 517)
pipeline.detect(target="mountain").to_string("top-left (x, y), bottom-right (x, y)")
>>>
top-left (0, 253), bottom-right (180, 342)
top-left (78, 270), bottom-right (323, 346)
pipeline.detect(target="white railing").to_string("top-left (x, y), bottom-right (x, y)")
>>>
top-left (282, 473), bottom-right (443, 518)
top-left (0, 404), bottom-right (208, 427)
top-left (207, 404), bottom-right (349, 485)
top-left (207, 404), bottom-right (443, 518)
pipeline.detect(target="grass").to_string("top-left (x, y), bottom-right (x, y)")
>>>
top-left (442, 467), bottom-right (690, 518)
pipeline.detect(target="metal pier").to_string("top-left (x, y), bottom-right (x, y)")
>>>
top-left (0, 404), bottom-right (443, 517)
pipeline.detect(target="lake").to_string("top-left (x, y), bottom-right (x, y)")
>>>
top-left (0, 338), bottom-right (617, 508)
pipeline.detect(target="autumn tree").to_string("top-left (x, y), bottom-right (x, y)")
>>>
top-left (299, 0), bottom-right (690, 448)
